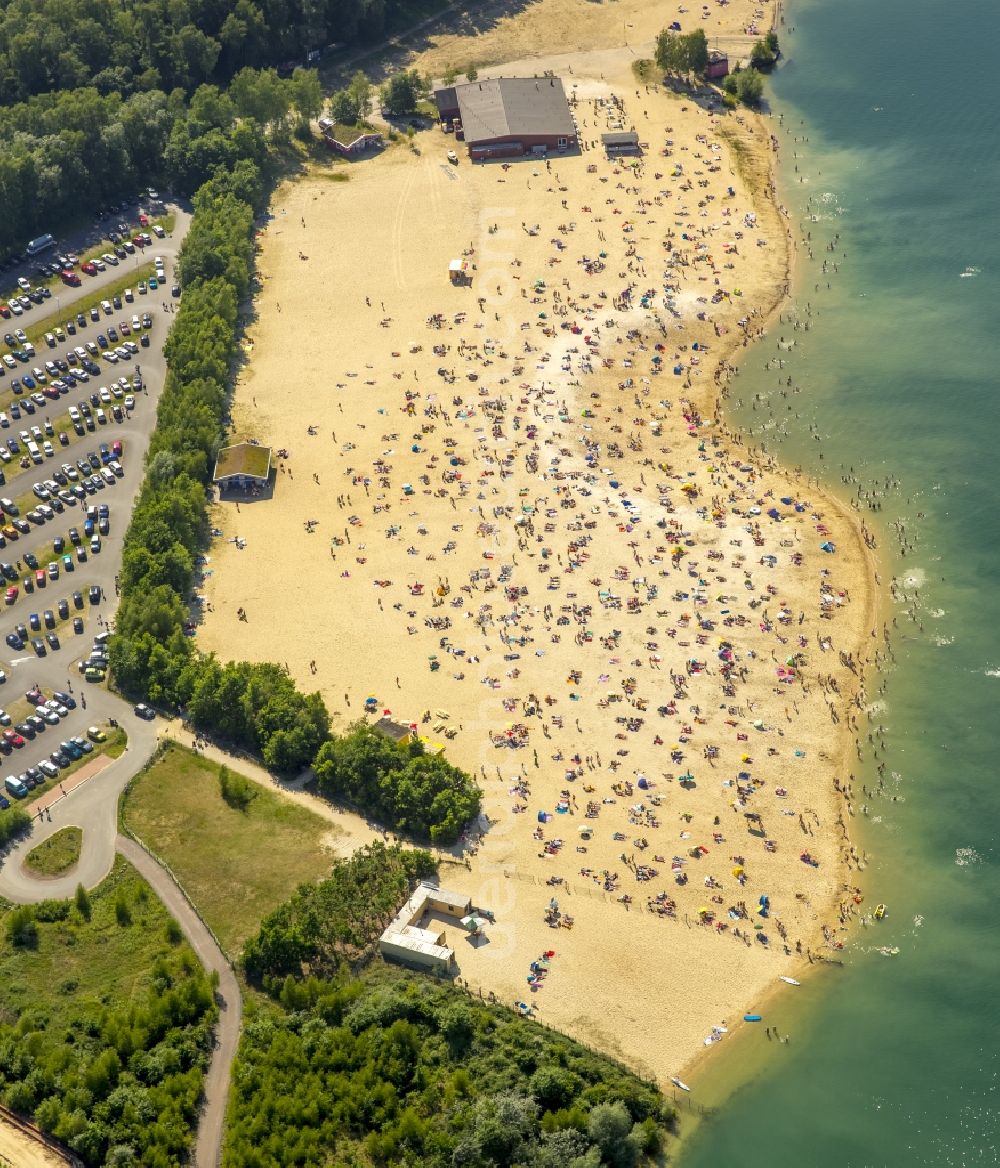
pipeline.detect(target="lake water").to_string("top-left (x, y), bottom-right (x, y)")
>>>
top-left (678, 0), bottom-right (1000, 1162)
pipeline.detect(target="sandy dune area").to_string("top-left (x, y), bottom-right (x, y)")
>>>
top-left (197, 15), bottom-right (875, 1083)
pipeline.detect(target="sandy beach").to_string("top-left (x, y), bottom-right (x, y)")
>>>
top-left (197, 0), bottom-right (879, 1084)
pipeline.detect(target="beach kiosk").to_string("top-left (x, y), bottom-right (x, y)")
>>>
top-left (212, 442), bottom-right (272, 494)
top-left (449, 258), bottom-right (469, 285)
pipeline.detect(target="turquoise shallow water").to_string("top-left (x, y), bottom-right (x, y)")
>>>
top-left (679, 0), bottom-right (1000, 1163)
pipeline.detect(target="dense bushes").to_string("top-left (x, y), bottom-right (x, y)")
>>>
top-left (242, 841), bottom-right (437, 983)
top-left (314, 723), bottom-right (482, 844)
top-left (0, 806), bottom-right (31, 849)
top-left (224, 966), bottom-right (675, 1167)
top-left (0, 865), bottom-right (217, 1166)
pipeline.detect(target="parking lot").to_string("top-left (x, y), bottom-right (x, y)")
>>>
top-left (0, 203), bottom-right (191, 797)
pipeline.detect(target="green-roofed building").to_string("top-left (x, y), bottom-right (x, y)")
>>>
top-left (213, 442), bottom-right (272, 493)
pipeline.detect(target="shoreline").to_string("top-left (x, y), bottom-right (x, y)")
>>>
top-left (669, 3), bottom-right (885, 1106)
top-left (668, 136), bottom-right (882, 1085)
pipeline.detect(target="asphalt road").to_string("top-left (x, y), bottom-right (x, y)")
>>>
top-left (0, 701), bottom-right (158, 901)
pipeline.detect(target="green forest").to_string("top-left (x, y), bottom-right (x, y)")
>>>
top-left (0, 0), bottom-right (425, 254)
top-left (227, 970), bottom-right (675, 1167)
top-left (0, 862), bottom-right (217, 1165)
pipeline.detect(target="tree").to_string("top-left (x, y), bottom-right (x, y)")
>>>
top-left (75, 883), bottom-right (91, 921)
top-left (289, 68), bottom-right (323, 133)
top-left (229, 67), bottom-right (290, 130)
top-left (7, 904), bottom-right (37, 948)
top-left (654, 31), bottom-right (684, 75)
top-left (329, 89), bottom-right (359, 125)
top-left (380, 69), bottom-right (423, 117)
top-left (219, 765), bottom-right (256, 809)
top-left (587, 1102), bottom-right (641, 1168)
top-left (735, 68), bottom-right (764, 105)
top-left (655, 27), bottom-right (709, 77)
top-left (347, 71), bottom-right (372, 121)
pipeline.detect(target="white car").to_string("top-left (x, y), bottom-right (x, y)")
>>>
top-left (124, 394), bottom-right (136, 410)
top-left (102, 252), bottom-right (119, 266)
top-left (101, 299), bottom-right (112, 314)
top-left (152, 224), bottom-right (165, 238)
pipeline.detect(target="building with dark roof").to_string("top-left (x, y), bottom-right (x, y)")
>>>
top-left (602, 131), bottom-right (641, 157)
top-left (434, 77), bottom-right (578, 160)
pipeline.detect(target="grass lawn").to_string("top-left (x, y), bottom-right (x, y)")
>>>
top-left (0, 855), bottom-right (199, 1028)
top-left (24, 825), bottom-right (82, 875)
top-left (122, 742), bottom-right (338, 956)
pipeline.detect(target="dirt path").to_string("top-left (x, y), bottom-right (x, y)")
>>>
top-left (116, 837), bottom-right (242, 1168)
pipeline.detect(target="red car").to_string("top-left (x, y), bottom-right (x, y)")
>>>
top-left (35, 569), bottom-right (45, 588)
top-left (61, 270), bottom-right (81, 286)
top-left (81, 261), bottom-right (98, 276)
top-left (4, 586), bottom-right (17, 604)
top-left (138, 212), bottom-right (149, 226)
top-left (25, 688), bottom-right (44, 705)
top-left (3, 730), bottom-right (24, 747)
top-left (0, 303), bottom-right (10, 319)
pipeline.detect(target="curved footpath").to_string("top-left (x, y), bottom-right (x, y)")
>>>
top-left (117, 837), bottom-right (241, 1168)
